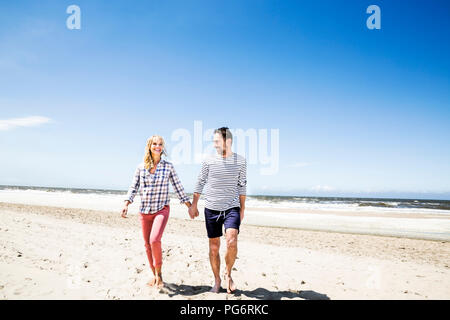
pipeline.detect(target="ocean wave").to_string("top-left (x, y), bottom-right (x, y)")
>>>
top-left (1, 185), bottom-right (449, 214)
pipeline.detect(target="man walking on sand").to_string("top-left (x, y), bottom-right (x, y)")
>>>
top-left (189, 127), bottom-right (247, 294)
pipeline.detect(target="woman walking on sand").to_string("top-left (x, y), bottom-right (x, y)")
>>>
top-left (121, 135), bottom-right (196, 288)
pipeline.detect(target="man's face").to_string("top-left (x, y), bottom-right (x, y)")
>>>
top-left (213, 133), bottom-right (225, 154)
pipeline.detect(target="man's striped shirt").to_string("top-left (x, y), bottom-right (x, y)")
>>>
top-left (194, 152), bottom-right (247, 211)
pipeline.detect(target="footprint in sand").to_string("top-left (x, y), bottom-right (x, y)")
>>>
top-left (128, 277), bottom-right (137, 284)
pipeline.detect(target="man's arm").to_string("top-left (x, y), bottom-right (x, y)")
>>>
top-left (188, 192), bottom-right (201, 218)
top-left (193, 160), bottom-right (209, 195)
top-left (238, 158), bottom-right (247, 222)
top-left (192, 192), bottom-right (201, 208)
top-left (189, 161), bottom-right (209, 217)
top-left (239, 195), bottom-right (246, 222)
top-left (187, 192), bottom-right (200, 218)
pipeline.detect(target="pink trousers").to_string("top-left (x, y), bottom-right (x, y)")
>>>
top-left (140, 205), bottom-right (170, 273)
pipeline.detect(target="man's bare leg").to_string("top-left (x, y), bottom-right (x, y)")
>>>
top-left (209, 237), bottom-right (221, 293)
top-left (224, 228), bottom-right (238, 293)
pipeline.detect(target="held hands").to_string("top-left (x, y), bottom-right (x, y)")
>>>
top-left (188, 205), bottom-right (199, 220)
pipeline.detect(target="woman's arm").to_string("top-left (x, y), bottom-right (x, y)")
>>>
top-left (169, 164), bottom-right (190, 204)
top-left (122, 167), bottom-right (140, 218)
top-left (168, 165), bottom-right (197, 218)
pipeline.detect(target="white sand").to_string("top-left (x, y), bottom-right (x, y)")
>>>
top-left (1, 202), bottom-right (449, 300)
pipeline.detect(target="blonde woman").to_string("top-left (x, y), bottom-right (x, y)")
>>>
top-left (121, 135), bottom-right (197, 288)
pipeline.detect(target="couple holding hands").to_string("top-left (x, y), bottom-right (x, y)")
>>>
top-left (121, 127), bottom-right (247, 294)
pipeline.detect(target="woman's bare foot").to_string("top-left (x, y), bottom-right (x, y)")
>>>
top-left (210, 277), bottom-right (221, 293)
top-left (147, 277), bottom-right (156, 287)
top-left (155, 274), bottom-right (164, 289)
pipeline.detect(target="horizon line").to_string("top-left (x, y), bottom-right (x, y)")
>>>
top-left (1, 184), bottom-right (449, 201)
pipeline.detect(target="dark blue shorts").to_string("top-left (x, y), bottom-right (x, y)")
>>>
top-left (204, 207), bottom-right (241, 238)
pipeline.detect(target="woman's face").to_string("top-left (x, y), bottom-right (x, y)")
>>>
top-left (150, 138), bottom-right (164, 157)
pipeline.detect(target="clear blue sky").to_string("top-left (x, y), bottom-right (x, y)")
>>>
top-left (1, 0), bottom-right (449, 199)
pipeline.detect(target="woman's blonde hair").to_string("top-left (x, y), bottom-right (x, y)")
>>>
top-left (144, 135), bottom-right (167, 171)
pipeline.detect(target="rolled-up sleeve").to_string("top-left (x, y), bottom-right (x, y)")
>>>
top-left (125, 166), bottom-right (140, 203)
top-left (193, 161), bottom-right (209, 194)
top-left (169, 164), bottom-right (190, 204)
top-left (237, 159), bottom-right (247, 196)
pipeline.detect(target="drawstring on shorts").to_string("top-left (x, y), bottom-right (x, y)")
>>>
top-left (216, 210), bottom-right (226, 222)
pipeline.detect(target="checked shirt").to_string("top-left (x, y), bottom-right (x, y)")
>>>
top-left (125, 159), bottom-right (190, 214)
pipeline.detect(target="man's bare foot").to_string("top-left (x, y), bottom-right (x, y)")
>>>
top-left (225, 273), bottom-right (236, 294)
top-left (210, 278), bottom-right (221, 293)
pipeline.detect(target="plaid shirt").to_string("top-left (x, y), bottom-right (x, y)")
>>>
top-left (125, 159), bottom-right (190, 214)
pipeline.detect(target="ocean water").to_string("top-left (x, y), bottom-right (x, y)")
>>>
top-left (1, 185), bottom-right (449, 240)
top-left (1, 185), bottom-right (449, 215)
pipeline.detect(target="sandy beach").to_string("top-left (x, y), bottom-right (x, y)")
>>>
top-left (1, 201), bottom-right (449, 300)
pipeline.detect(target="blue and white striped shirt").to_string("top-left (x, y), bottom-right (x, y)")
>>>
top-left (194, 153), bottom-right (247, 211)
top-left (125, 159), bottom-right (190, 214)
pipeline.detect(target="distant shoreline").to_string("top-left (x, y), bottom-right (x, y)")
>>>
top-left (1, 184), bottom-right (450, 203)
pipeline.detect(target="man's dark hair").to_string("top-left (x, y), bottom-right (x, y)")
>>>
top-left (214, 127), bottom-right (233, 142)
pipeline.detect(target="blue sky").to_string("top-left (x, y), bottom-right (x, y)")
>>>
top-left (1, 0), bottom-right (449, 199)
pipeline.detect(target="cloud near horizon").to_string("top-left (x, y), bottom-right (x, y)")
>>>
top-left (289, 162), bottom-right (312, 168)
top-left (0, 116), bottom-right (51, 131)
top-left (310, 185), bottom-right (335, 192)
